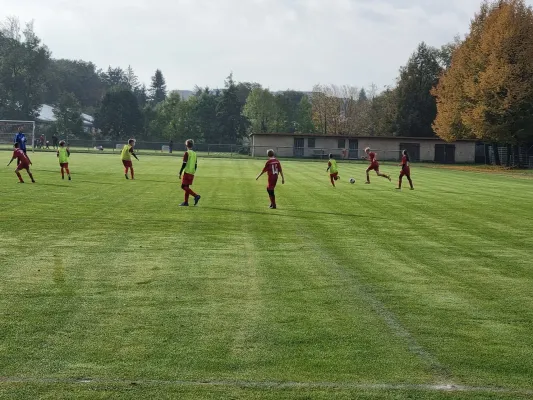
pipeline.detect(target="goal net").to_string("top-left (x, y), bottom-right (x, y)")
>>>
top-left (0, 120), bottom-right (35, 151)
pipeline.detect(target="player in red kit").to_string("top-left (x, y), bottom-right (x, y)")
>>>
top-left (256, 149), bottom-right (285, 209)
top-left (397, 149), bottom-right (414, 190)
top-left (7, 142), bottom-right (35, 183)
top-left (364, 147), bottom-right (391, 184)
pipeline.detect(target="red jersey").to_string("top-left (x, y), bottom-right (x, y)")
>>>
top-left (401, 155), bottom-right (409, 167)
top-left (13, 149), bottom-right (29, 165)
top-left (368, 152), bottom-right (377, 164)
top-left (263, 158), bottom-right (282, 177)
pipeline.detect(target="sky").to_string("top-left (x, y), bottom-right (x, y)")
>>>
top-left (2, 0), bottom-right (532, 92)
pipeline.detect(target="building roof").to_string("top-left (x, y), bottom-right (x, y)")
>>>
top-left (250, 132), bottom-right (477, 142)
top-left (37, 104), bottom-right (94, 126)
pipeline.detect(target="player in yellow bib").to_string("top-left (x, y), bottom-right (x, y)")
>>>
top-left (178, 139), bottom-right (201, 206)
top-left (326, 153), bottom-right (340, 187)
top-left (56, 140), bottom-right (71, 180)
top-left (121, 139), bottom-right (139, 180)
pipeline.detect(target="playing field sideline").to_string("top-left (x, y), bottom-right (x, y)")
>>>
top-left (1, 153), bottom-right (532, 399)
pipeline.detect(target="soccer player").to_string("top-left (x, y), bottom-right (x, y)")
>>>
top-left (364, 147), bottom-right (391, 184)
top-left (178, 139), bottom-right (201, 207)
top-left (14, 127), bottom-right (27, 165)
top-left (7, 143), bottom-right (35, 183)
top-left (121, 139), bottom-right (139, 180)
top-left (397, 149), bottom-right (414, 190)
top-left (57, 140), bottom-right (71, 180)
top-left (326, 153), bottom-right (340, 187)
top-left (256, 149), bottom-right (284, 209)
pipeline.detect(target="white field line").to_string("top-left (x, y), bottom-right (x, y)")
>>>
top-left (0, 377), bottom-right (532, 395)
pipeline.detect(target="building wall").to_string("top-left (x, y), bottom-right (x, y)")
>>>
top-left (252, 135), bottom-right (476, 163)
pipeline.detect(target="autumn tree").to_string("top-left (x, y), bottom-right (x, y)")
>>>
top-left (433, 0), bottom-right (533, 166)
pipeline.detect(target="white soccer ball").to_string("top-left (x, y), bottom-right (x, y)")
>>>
top-left (349, 177), bottom-right (356, 184)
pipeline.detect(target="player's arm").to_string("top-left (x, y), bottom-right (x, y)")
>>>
top-left (67, 149), bottom-right (70, 157)
top-left (280, 169), bottom-right (285, 184)
top-left (57, 151), bottom-right (59, 158)
top-left (326, 161), bottom-right (331, 172)
top-left (26, 154), bottom-right (32, 165)
top-left (7, 157), bottom-right (14, 166)
top-left (130, 148), bottom-right (139, 161)
top-left (256, 169), bottom-right (265, 180)
top-left (179, 153), bottom-right (188, 177)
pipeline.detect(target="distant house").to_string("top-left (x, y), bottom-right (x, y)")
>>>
top-left (250, 133), bottom-right (477, 164)
top-left (36, 104), bottom-right (94, 132)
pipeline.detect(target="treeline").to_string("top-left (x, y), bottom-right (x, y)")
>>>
top-left (2, 0), bottom-right (533, 164)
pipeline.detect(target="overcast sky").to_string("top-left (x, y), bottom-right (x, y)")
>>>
top-left (3, 0), bottom-right (531, 91)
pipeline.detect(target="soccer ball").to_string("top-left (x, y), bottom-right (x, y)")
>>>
top-left (349, 178), bottom-right (356, 184)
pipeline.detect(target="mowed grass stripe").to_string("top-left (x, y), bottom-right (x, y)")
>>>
top-left (1, 152), bottom-right (533, 399)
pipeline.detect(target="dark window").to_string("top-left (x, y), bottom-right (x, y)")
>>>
top-left (399, 143), bottom-right (420, 162)
top-left (338, 139), bottom-right (346, 149)
top-left (308, 138), bottom-right (315, 148)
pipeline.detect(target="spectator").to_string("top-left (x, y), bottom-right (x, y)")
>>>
top-left (52, 135), bottom-right (58, 149)
top-left (169, 140), bottom-right (173, 154)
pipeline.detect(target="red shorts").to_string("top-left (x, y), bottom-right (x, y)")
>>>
top-left (16, 163), bottom-right (30, 171)
top-left (330, 172), bottom-right (339, 180)
top-left (400, 167), bottom-right (411, 177)
top-left (122, 160), bottom-right (133, 168)
top-left (367, 162), bottom-right (379, 172)
top-left (267, 175), bottom-right (278, 190)
top-left (182, 173), bottom-right (195, 186)
top-left (60, 163), bottom-right (69, 168)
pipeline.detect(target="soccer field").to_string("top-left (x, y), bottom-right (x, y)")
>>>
top-left (1, 153), bottom-right (532, 400)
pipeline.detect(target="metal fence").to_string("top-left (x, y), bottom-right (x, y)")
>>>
top-left (475, 143), bottom-right (533, 167)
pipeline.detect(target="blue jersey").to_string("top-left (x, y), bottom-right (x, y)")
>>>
top-left (14, 133), bottom-right (27, 151)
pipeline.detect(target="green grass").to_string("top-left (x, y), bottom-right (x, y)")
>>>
top-left (0, 152), bottom-right (532, 399)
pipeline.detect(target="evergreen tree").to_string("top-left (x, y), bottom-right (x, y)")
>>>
top-left (94, 88), bottom-right (143, 139)
top-left (150, 69), bottom-right (167, 104)
top-left (396, 42), bottom-right (442, 137)
top-left (215, 73), bottom-right (247, 143)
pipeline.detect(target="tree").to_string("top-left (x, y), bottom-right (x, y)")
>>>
top-left (311, 84), bottom-right (343, 135)
top-left (296, 95), bottom-right (315, 133)
top-left (44, 59), bottom-right (107, 113)
top-left (125, 65), bottom-right (139, 91)
top-left (358, 88), bottom-right (368, 102)
top-left (235, 82), bottom-right (261, 105)
top-left (194, 87), bottom-right (220, 143)
top-left (53, 92), bottom-right (83, 138)
top-left (0, 18), bottom-right (50, 120)
top-left (433, 0), bottom-right (533, 166)
top-left (102, 66), bottom-right (127, 88)
top-left (396, 42), bottom-right (442, 137)
top-left (216, 73), bottom-right (247, 143)
top-left (243, 87), bottom-right (283, 133)
top-left (150, 69), bottom-right (167, 104)
top-left (275, 90), bottom-right (305, 133)
top-left (94, 88), bottom-right (143, 139)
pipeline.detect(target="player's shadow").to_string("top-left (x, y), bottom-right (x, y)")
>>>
top-left (202, 206), bottom-right (368, 219)
top-left (35, 183), bottom-right (73, 188)
top-left (74, 180), bottom-right (116, 186)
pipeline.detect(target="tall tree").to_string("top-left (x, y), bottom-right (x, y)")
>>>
top-left (275, 90), bottom-right (305, 133)
top-left (102, 66), bottom-right (127, 88)
top-left (52, 92), bottom-right (83, 138)
top-left (396, 42), bottom-right (442, 137)
top-left (235, 82), bottom-right (261, 105)
top-left (0, 18), bottom-right (50, 119)
top-left (94, 88), bottom-right (143, 139)
top-left (150, 69), bottom-right (167, 104)
top-left (194, 87), bottom-right (220, 143)
top-left (44, 59), bottom-right (107, 113)
top-left (296, 95), bottom-right (315, 133)
top-left (216, 73), bottom-right (247, 143)
top-left (125, 65), bottom-right (139, 91)
top-left (433, 0), bottom-right (533, 165)
top-left (244, 87), bottom-right (283, 133)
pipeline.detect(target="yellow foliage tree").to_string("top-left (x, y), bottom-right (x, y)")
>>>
top-left (433, 0), bottom-right (533, 151)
